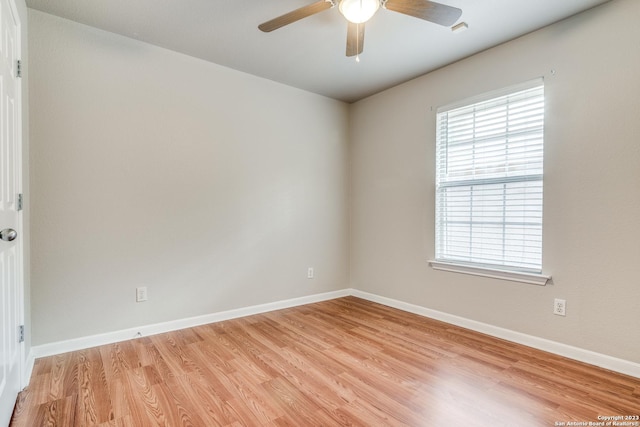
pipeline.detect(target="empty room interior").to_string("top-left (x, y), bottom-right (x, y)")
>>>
top-left (2, 0), bottom-right (640, 425)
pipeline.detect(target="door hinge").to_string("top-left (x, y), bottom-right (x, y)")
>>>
top-left (17, 193), bottom-right (23, 211)
top-left (19, 325), bottom-right (24, 343)
top-left (16, 60), bottom-right (22, 78)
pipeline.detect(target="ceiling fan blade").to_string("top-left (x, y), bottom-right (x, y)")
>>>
top-left (384, 0), bottom-right (462, 27)
top-left (258, 1), bottom-right (333, 32)
top-left (346, 22), bottom-right (364, 57)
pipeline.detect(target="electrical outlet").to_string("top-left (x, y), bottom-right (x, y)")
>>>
top-left (553, 298), bottom-right (566, 316)
top-left (307, 267), bottom-right (314, 279)
top-left (136, 286), bottom-right (148, 302)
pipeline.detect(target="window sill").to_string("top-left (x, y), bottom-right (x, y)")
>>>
top-left (428, 260), bottom-right (551, 286)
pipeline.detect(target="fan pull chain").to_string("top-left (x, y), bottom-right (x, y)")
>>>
top-left (355, 23), bottom-right (360, 62)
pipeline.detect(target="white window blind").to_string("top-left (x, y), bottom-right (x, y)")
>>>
top-left (435, 81), bottom-right (544, 273)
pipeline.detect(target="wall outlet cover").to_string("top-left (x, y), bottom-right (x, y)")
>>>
top-left (553, 298), bottom-right (566, 316)
top-left (136, 287), bottom-right (148, 302)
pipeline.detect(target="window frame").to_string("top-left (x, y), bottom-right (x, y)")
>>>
top-left (429, 79), bottom-right (551, 286)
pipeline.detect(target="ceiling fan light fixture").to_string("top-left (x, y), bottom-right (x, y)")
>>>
top-left (339, 0), bottom-right (379, 24)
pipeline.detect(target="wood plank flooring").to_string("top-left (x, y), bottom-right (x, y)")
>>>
top-left (10, 297), bottom-right (640, 426)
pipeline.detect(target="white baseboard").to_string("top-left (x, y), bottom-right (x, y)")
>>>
top-left (29, 287), bottom-right (640, 380)
top-left (350, 289), bottom-right (640, 379)
top-left (31, 289), bottom-right (350, 359)
top-left (22, 348), bottom-right (35, 388)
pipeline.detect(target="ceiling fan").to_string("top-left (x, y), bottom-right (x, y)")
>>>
top-left (258, 0), bottom-right (462, 60)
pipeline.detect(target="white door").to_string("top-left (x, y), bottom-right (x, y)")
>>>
top-left (0, 0), bottom-right (22, 424)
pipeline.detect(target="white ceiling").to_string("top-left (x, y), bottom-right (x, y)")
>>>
top-left (26, 0), bottom-right (610, 103)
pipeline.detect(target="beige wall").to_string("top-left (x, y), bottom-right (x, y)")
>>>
top-left (350, 0), bottom-right (640, 363)
top-left (28, 10), bottom-right (349, 345)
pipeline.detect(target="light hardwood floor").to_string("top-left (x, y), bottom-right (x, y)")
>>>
top-left (10, 297), bottom-right (640, 426)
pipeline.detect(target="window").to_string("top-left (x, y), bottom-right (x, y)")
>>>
top-left (433, 80), bottom-right (547, 282)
